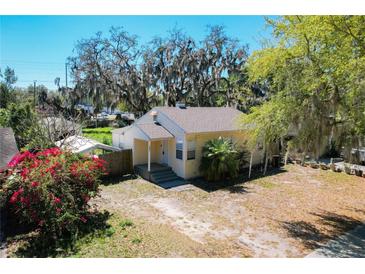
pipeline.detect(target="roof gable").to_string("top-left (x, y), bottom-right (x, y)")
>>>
top-left (136, 123), bottom-right (174, 140)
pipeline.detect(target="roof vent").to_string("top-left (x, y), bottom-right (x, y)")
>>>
top-left (176, 102), bottom-right (186, 109)
top-left (150, 110), bottom-right (158, 122)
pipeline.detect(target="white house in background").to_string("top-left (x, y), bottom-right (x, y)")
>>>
top-left (56, 135), bottom-right (121, 154)
top-left (112, 105), bottom-right (264, 181)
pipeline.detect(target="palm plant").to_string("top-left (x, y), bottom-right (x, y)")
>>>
top-left (200, 137), bottom-right (242, 181)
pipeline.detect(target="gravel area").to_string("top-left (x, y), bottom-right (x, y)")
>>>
top-left (95, 164), bottom-right (365, 257)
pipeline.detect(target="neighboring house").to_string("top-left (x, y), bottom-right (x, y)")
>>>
top-left (0, 127), bottom-right (19, 244)
top-left (0, 128), bottom-right (19, 170)
top-left (55, 135), bottom-right (121, 155)
top-left (112, 105), bottom-right (264, 180)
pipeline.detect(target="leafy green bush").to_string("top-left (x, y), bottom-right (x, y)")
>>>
top-left (0, 108), bottom-right (9, 126)
top-left (200, 137), bottom-right (246, 181)
top-left (0, 102), bottom-right (53, 149)
top-left (119, 219), bottom-right (134, 229)
top-left (0, 103), bottom-right (35, 148)
top-left (0, 82), bottom-right (11, 108)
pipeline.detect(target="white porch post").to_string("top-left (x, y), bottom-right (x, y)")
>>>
top-left (148, 140), bottom-right (151, 172)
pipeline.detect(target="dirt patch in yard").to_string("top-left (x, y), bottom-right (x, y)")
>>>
top-left (95, 164), bottom-right (365, 257)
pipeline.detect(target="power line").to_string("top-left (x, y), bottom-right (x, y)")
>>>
top-left (33, 81), bottom-right (37, 107)
top-left (0, 59), bottom-right (65, 65)
top-left (16, 80), bottom-right (59, 83)
top-left (2, 67), bottom-right (64, 72)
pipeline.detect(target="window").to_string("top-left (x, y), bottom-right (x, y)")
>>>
top-left (176, 140), bottom-right (183, 160)
top-left (187, 140), bottom-right (196, 160)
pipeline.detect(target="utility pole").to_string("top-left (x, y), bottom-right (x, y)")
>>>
top-left (65, 62), bottom-right (68, 89)
top-left (33, 80), bottom-right (37, 108)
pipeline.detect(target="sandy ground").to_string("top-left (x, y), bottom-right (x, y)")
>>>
top-left (95, 164), bottom-right (365, 257)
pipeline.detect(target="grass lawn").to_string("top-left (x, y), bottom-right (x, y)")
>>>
top-left (70, 213), bottom-right (206, 257)
top-left (5, 164), bottom-right (365, 257)
top-left (82, 127), bottom-right (113, 146)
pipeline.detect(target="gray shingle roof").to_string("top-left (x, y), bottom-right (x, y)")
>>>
top-left (136, 123), bottom-right (173, 140)
top-left (112, 107), bottom-right (243, 139)
top-left (155, 107), bottom-right (242, 134)
top-left (0, 128), bottom-right (19, 169)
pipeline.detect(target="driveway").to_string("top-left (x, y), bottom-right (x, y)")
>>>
top-left (306, 224), bottom-right (365, 258)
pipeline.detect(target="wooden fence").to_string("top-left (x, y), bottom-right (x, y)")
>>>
top-left (99, 149), bottom-right (133, 177)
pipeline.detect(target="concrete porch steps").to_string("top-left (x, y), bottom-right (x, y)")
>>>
top-left (134, 163), bottom-right (183, 185)
top-left (150, 168), bottom-right (180, 184)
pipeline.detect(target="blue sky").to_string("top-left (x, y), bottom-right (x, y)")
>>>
top-left (0, 16), bottom-right (271, 89)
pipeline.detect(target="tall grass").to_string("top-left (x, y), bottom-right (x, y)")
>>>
top-left (82, 127), bottom-right (112, 145)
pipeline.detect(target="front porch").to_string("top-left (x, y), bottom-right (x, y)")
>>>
top-left (135, 163), bottom-right (182, 186)
top-left (135, 162), bottom-right (171, 174)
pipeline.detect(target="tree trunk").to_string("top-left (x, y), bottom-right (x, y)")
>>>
top-left (284, 147), bottom-right (289, 166)
top-left (301, 151), bottom-right (306, 166)
top-left (263, 151), bottom-right (269, 175)
top-left (248, 151), bottom-right (253, 179)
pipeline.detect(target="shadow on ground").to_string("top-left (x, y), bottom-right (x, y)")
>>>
top-left (282, 210), bottom-right (364, 252)
top-left (102, 174), bottom-right (138, 186)
top-left (189, 167), bottom-right (287, 193)
top-left (7, 210), bottom-right (111, 258)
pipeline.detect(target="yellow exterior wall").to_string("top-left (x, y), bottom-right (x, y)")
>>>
top-left (133, 139), bottom-right (162, 165)
top-left (184, 130), bottom-right (263, 179)
top-left (134, 131), bottom-right (264, 179)
top-left (167, 138), bottom-right (185, 178)
top-left (151, 140), bottom-right (162, 163)
top-left (134, 139), bottom-right (148, 165)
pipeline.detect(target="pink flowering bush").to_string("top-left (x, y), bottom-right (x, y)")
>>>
top-left (0, 147), bottom-right (107, 238)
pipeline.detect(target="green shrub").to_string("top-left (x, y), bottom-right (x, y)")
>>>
top-left (105, 227), bottom-right (116, 237)
top-left (131, 237), bottom-right (142, 244)
top-left (119, 219), bottom-right (134, 229)
top-left (200, 137), bottom-right (246, 181)
top-left (0, 102), bottom-right (53, 149)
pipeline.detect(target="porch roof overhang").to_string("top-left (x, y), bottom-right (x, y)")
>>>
top-left (136, 123), bottom-right (174, 141)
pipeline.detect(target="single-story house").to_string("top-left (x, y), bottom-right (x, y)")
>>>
top-left (112, 105), bottom-right (264, 181)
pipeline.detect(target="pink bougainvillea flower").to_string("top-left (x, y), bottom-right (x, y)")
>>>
top-left (20, 167), bottom-right (29, 179)
top-left (9, 192), bottom-right (18, 203)
top-left (37, 147), bottom-right (62, 157)
top-left (8, 151), bottom-right (34, 167)
top-left (31, 181), bottom-right (40, 188)
top-left (9, 188), bottom-right (24, 203)
top-left (20, 196), bottom-right (30, 207)
top-left (3, 146), bottom-right (104, 234)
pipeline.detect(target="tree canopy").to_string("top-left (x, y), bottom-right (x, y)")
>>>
top-left (0, 66), bottom-right (18, 108)
top-left (68, 25), bottom-right (266, 115)
top-left (241, 16), bottom-right (365, 160)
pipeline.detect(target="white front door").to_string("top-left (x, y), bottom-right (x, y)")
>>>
top-left (162, 140), bottom-right (169, 165)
